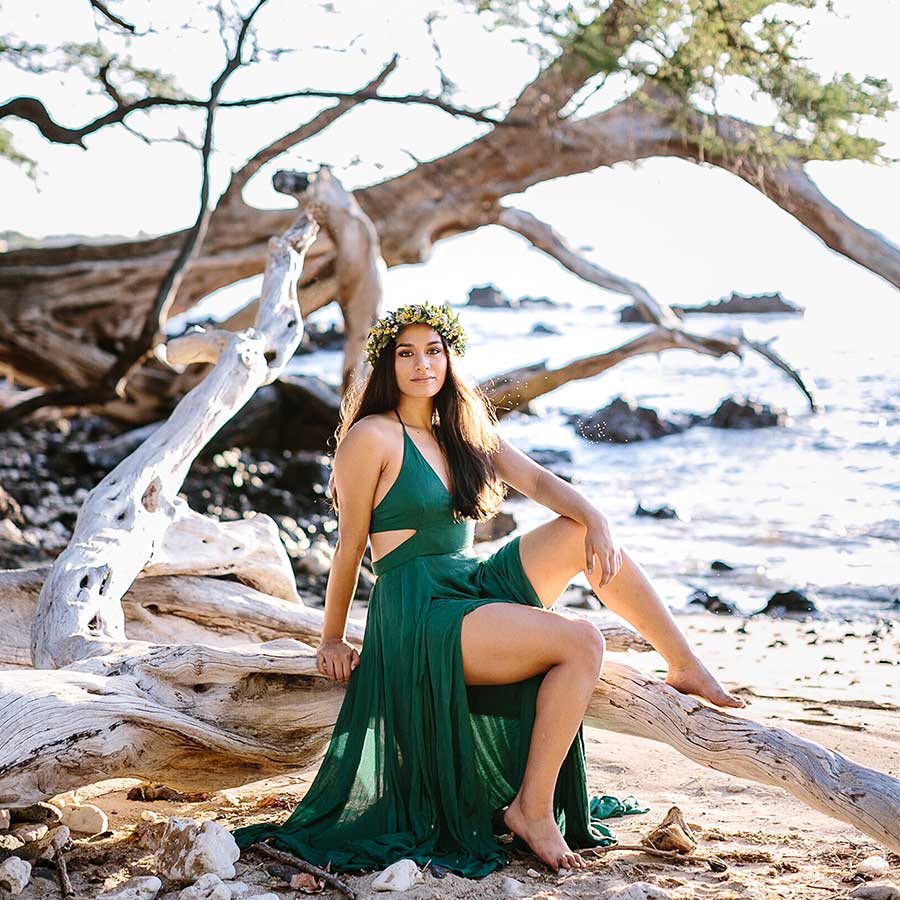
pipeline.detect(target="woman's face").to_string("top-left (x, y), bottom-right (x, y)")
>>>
top-left (393, 323), bottom-right (448, 398)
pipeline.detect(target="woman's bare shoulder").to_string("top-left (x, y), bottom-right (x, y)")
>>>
top-left (337, 414), bottom-right (398, 460)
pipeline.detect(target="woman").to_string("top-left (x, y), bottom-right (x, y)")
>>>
top-left (232, 302), bottom-right (744, 877)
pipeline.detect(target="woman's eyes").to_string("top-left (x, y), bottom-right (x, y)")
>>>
top-left (398, 348), bottom-right (442, 357)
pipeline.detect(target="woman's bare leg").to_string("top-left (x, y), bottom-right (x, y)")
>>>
top-left (460, 602), bottom-right (604, 871)
top-left (518, 516), bottom-right (745, 708)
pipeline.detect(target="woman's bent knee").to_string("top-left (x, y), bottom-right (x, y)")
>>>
top-left (570, 619), bottom-right (605, 671)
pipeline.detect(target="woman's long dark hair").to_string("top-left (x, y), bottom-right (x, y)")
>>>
top-left (329, 332), bottom-right (505, 521)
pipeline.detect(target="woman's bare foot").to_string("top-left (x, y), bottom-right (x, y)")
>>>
top-left (503, 796), bottom-right (587, 872)
top-left (665, 656), bottom-right (746, 708)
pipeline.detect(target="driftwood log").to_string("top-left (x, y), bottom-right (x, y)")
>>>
top-left (1, 212), bottom-right (899, 858)
top-left (2, 570), bottom-right (900, 852)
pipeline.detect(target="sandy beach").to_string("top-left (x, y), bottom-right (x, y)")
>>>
top-left (15, 611), bottom-right (896, 900)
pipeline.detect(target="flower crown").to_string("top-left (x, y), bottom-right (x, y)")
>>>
top-left (365, 302), bottom-right (467, 365)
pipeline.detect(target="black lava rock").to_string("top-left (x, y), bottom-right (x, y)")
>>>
top-left (673, 290), bottom-right (804, 316)
top-left (704, 396), bottom-right (787, 429)
top-left (466, 284), bottom-right (514, 308)
top-left (758, 589), bottom-right (818, 616)
top-left (635, 502), bottom-right (679, 520)
top-left (570, 395), bottom-right (693, 443)
top-left (688, 589), bottom-right (739, 616)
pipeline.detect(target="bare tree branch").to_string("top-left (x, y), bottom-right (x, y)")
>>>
top-left (479, 327), bottom-right (742, 415)
top-left (218, 55), bottom-right (400, 208)
top-left (495, 206), bottom-right (683, 328)
top-left (491, 207), bottom-right (819, 411)
top-left (219, 86), bottom-right (514, 126)
top-left (0, 64), bottom-right (518, 150)
top-left (0, 0), bottom-right (271, 426)
top-left (88, 0), bottom-right (136, 33)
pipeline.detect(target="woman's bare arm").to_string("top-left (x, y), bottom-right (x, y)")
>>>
top-left (492, 435), bottom-right (623, 584)
top-left (321, 419), bottom-right (386, 642)
top-left (492, 437), bottom-right (601, 526)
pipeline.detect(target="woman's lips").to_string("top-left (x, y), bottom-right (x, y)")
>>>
top-left (411, 377), bottom-right (435, 382)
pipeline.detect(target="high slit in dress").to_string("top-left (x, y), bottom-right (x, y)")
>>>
top-left (231, 411), bottom-right (646, 877)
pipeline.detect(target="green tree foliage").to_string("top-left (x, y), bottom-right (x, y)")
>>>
top-left (1, 0), bottom-right (895, 175)
top-left (471, 0), bottom-right (896, 164)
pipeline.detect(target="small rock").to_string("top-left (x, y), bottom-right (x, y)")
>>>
top-left (673, 290), bottom-right (803, 316)
top-left (851, 885), bottom-right (900, 900)
top-left (635, 502), bottom-right (679, 520)
top-left (605, 883), bottom-right (672, 900)
top-left (526, 868), bottom-right (541, 878)
top-left (758, 589), bottom-right (817, 616)
top-left (474, 511), bottom-right (517, 543)
top-left (572, 396), bottom-right (693, 444)
top-left (530, 322), bottom-right (560, 336)
top-left (141, 810), bottom-right (167, 823)
top-left (98, 875), bottom-right (163, 900)
top-left (618, 303), bottom-right (663, 323)
top-left (705, 395), bottom-right (787, 429)
top-left (133, 817), bottom-right (168, 851)
top-left (0, 834), bottom-right (24, 852)
top-left (47, 791), bottom-right (77, 810)
top-left (0, 857), bottom-right (32, 894)
top-left (688, 588), bottom-right (738, 616)
top-left (154, 818), bottom-right (240, 883)
top-left (222, 885), bottom-right (255, 899)
top-left (0, 809), bottom-right (9, 829)
top-left (9, 802), bottom-right (62, 826)
top-left (17, 825), bottom-right (69, 861)
top-left (710, 560), bottom-right (735, 571)
top-left (9, 823), bottom-right (48, 843)
top-left (467, 284), bottom-right (514, 308)
top-left (501, 876), bottom-right (525, 896)
top-left (371, 858), bottom-right (423, 892)
top-left (61, 802), bottom-right (109, 834)
top-left (857, 856), bottom-right (891, 878)
top-left (179, 873), bottom-right (232, 900)
top-left (243, 895), bottom-right (280, 900)
top-left (519, 295), bottom-right (557, 308)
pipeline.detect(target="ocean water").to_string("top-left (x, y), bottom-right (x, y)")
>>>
top-left (288, 297), bottom-right (899, 621)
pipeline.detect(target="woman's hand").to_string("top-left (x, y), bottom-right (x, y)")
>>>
top-left (317, 637), bottom-right (361, 683)
top-left (584, 512), bottom-right (623, 588)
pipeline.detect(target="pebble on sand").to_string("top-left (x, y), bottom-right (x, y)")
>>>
top-left (371, 858), bottom-right (423, 892)
top-left (856, 855), bottom-right (891, 878)
top-left (178, 873), bottom-right (232, 900)
top-left (61, 802), bottom-right (109, 834)
top-left (0, 857), bottom-right (32, 894)
top-left (153, 818), bottom-right (240, 883)
top-left (97, 875), bottom-right (163, 900)
top-left (850, 884), bottom-right (900, 900)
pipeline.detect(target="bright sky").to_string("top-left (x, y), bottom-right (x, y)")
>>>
top-left (2, 0), bottom-right (898, 317)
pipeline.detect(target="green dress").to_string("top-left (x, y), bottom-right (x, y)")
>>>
top-left (231, 412), bottom-right (646, 877)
